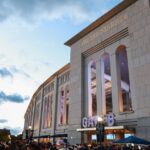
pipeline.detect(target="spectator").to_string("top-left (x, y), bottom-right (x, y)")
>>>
top-left (27, 143), bottom-right (41, 150)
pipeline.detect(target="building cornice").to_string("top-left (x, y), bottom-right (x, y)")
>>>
top-left (43, 63), bottom-right (70, 86)
top-left (64, 0), bottom-right (138, 46)
top-left (31, 63), bottom-right (70, 100)
top-left (24, 63), bottom-right (70, 117)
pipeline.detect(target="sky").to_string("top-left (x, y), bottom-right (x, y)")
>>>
top-left (0, 0), bottom-right (123, 135)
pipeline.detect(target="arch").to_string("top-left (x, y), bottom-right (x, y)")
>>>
top-left (116, 45), bottom-right (126, 53)
top-left (88, 60), bottom-right (97, 116)
top-left (116, 45), bottom-right (132, 112)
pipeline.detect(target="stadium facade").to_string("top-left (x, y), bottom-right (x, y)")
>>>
top-left (24, 0), bottom-right (150, 144)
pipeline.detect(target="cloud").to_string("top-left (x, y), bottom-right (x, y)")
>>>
top-left (0, 119), bottom-right (8, 123)
top-left (10, 66), bottom-right (31, 79)
top-left (38, 60), bottom-right (55, 68)
top-left (0, 0), bottom-right (100, 24)
top-left (9, 65), bottom-right (40, 85)
top-left (10, 127), bottom-right (22, 135)
top-left (0, 68), bottom-right (13, 78)
top-left (0, 54), bottom-right (6, 60)
top-left (0, 66), bottom-right (33, 79)
top-left (0, 91), bottom-right (29, 103)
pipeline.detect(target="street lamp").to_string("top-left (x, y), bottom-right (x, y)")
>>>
top-left (26, 126), bottom-right (34, 143)
top-left (28, 126), bottom-right (32, 130)
top-left (96, 116), bottom-right (105, 149)
top-left (97, 116), bottom-right (103, 122)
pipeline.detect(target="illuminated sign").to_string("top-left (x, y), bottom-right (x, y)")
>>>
top-left (107, 113), bottom-right (115, 127)
top-left (82, 116), bottom-right (97, 128)
top-left (82, 114), bottom-right (115, 128)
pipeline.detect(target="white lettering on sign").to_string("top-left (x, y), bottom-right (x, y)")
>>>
top-left (107, 113), bottom-right (115, 127)
top-left (81, 14), bottom-right (128, 46)
top-left (82, 116), bottom-right (98, 128)
top-left (82, 117), bottom-right (88, 128)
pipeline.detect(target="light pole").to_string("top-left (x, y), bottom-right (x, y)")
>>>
top-left (26, 126), bottom-right (33, 143)
top-left (96, 116), bottom-right (105, 150)
top-left (28, 126), bottom-right (32, 130)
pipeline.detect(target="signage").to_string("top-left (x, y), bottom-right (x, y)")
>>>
top-left (82, 116), bottom-right (97, 128)
top-left (107, 113), bottom-right (115, 127)
top-left (82, 114), bottom-right (115, 128)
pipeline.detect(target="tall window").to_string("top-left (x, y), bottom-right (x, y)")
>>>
top-left (116, 45), bottom-right (132, 112)
top-left (65, 85), bottom-right (69, 125)
top-left (58, 89), bottom-right (65, 125)
top-left (47, 95), bottom-right (53, 128)
top-left (101, 53), bottom-right (113, 114)
top-left (49, 95), bottom-right (53, 128)
top-left (43, 97), bottom-right (48, 128)
top-left (43, 95), bottom-right (53, 128)
top-left (25, 114), bottom-right (29, 129)
top-left (34, 103), bottom-right (40, 130)
top-left (29, 110), bottom-right (32, 126)
top-left (88, 61), bottom-right (97, 116)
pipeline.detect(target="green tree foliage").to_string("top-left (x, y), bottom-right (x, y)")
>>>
top-left (0, 128), bottom-right (10, 142)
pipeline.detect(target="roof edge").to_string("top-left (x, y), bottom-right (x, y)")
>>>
top-left (64, 0), bottom-right (138, 46)
top-left (32, 62), bottom-right (70, 100)
top-left (24, 63), bottom-right (70, 117)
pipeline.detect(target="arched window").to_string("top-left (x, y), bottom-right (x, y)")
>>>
top-left (101, 53), bottom-right (113, 114)
top-left (58, 88), bottom-right (65, 125)
top-left (88, 60), bottom-right (97, 116)
top-left (116, 45), bottom-right (132, 112)
top-left (47, 94), bottom-right (53, 128)
top-left (34, 103), bottom-right (40, 130)
top-left (43, 97), bottom-right (48, 128)
top-left (65, 85), bottom-right (69, 125)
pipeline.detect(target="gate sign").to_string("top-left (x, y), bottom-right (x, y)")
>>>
top-left (82, 116), bottom-right (97, 128)
top-left (107, 113), bottom-right (115, 126)
top-left (82, 114), bottom-right (115, 128)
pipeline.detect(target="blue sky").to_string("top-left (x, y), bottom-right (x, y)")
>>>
top-left (0, 0), bottom-right (122, 135)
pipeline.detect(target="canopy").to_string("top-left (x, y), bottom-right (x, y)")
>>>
top-left (113, 136), bottom-right (150, 145)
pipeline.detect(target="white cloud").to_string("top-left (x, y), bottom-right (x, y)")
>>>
top-left (0, 101), bottom-right (29, 132)
top-left (0, 91), bottom-right (29, 103)
top-left (0, 0), bottom-right (123, 134)
top-left (0, 0), bottom-right (123, 26)
top-left (0, 119), bottom-right (8, 123)
top-left (0, 0), bottom-right (92, 25)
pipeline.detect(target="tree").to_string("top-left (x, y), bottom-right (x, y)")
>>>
top-left (0, 128), bottom-right (10, 142)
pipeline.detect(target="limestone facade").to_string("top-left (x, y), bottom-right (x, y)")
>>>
top-left (24, 0), bottom-right (150, 144)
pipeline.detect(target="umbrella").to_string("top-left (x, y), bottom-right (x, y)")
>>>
top-left (113, 136), bottom-right (150, 145)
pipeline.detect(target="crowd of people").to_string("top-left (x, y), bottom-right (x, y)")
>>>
top-left (0, 141), bottom-right (150, 150)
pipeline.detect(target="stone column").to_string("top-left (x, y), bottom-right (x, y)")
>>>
top-left (52, 76), bottom-right (59, 143)
top-left (110, 52), bottom-right (120, 115)
top-left (38, 85), bottom-right (44, 138)
top-left (96, 59), bottom-right (103, 116)
top-left (126, 47), bottom-right (136, 112)
top-left (101, 58), bottom-right (106, 115)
